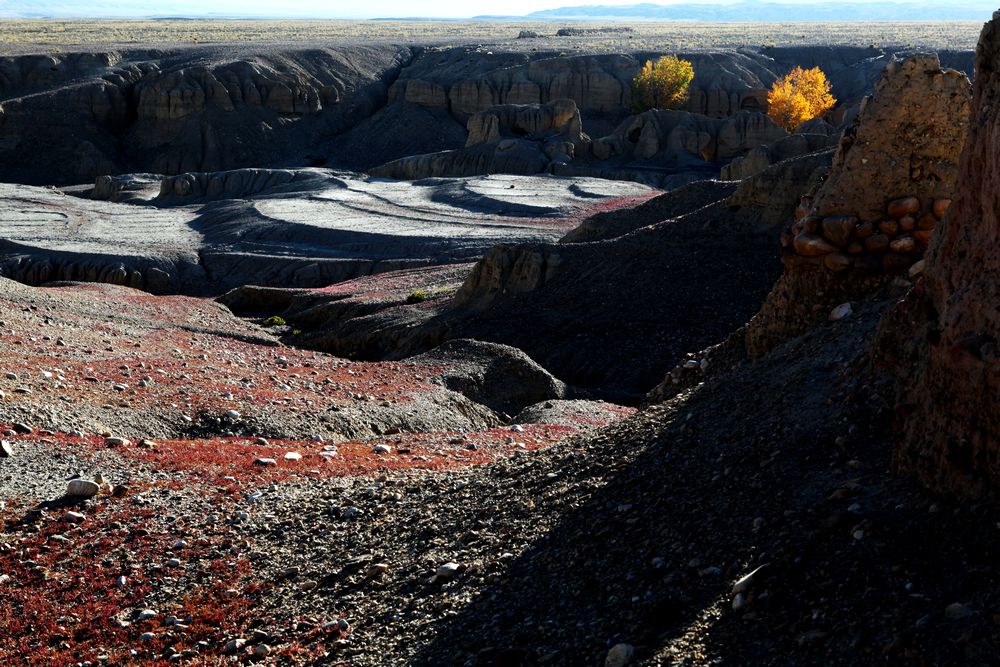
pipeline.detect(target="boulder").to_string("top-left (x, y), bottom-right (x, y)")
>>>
top-left (409, 339), bottom-right (567, 416)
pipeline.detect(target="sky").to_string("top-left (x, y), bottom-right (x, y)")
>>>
top-left (331, 0), bottom-right (681, 18)
top-left (1, 0), bottom-right (753, 19)
top-left (201, 1), bottom-right (732, 18)
top-left (3, 0), bottom-right (972, 19)
top-left (198, 0), bottom-right (697, 19)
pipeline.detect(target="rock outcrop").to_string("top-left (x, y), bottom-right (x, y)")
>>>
top-left (373, 104), bottom-right (792, 187)
top-left (743, 54), bottom-right (970, 357)
top-left (452, 244), bottom-right (563, 311)
top-left (724, 147), bottom-right (834, 229)
top-left (879, 20), bottom-right (1000, 500)
top-left (720, 132), bottom-right (837, 180)
top-left (153, 168), bottom-right (330, 201)
top-left (389, 52), bottom-right (638, 116)
top-left (370, 99), bottom-right (586, 180)
top-left (390, 50), bottom-right (781, 120)
top-left (463, 98), bottom-right (585, 149)
top-left (591, 109), bottom-right (786, 164)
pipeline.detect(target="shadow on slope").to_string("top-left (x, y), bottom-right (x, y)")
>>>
top-left (403, 294), bottom-right (998, 666)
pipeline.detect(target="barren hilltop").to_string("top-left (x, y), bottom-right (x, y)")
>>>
top-left (0, 14), bottom-right (996, 667)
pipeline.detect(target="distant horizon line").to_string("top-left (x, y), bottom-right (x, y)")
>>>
top-left (2, 0), bottom-right (996, 22)
top-left (0, 15), bottom-right (990, 22)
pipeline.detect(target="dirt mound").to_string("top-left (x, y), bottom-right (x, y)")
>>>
top-left (0, 277), bottom-right (525, 440)
top-left (879, 18), bottom-right (1000, 501)
top-left (743, 53), bottom-right (970, 357)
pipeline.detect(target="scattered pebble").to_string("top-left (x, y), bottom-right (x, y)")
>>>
top-left (829, 302), bottom-right (853, 321)
top-left (605, 643), bottom-right (635, 667)
top-left (65, 479), bottom-right (100, 499)
top-left (945, 602), bottom-right (972, 620)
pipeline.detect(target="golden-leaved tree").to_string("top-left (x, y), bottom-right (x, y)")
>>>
top-left (632, 55), bottom-right (695, 112)
top-left (767, 66), bottom-right (837, 132)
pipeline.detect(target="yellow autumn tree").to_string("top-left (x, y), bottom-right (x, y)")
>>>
top-left (632, 55), bottom-right (695, 112)
top-left (767, 66), bottom-right (836, 132)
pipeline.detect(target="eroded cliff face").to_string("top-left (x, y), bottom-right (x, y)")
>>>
top-left (0, 46), bottom-right (412, 185)
top-left (743, 54), bottom-right (971, 357)
top-left (879, 19), bottom-right (1000, 500)
top-left (371, 103), bottom-right (798, 187)
top-left (390, 50), bottom-right (778, 119)
top-left (0, 44), bottom-right (976, 187)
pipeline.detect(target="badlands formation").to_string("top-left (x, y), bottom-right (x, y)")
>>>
top-left (0, 16), bottom-right (997, 667)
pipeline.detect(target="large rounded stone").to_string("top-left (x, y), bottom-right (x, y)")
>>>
top-left (887, 196), bottom-right (920, 218)
top-left (854, 220), bottom-right (875, 239)
top-left (821, 215), bottom-right (858, 247)
top-left (793, 233), bottom-right (838, 256)
top-left (933, 198), bottom-right (952, 219)
top-left (890, 236), bottom-right (917, 253)
top-left (65, 479), bottom-right (100, 499)
top-left (917, 213), bottom-right (938, 230)
top-left (914, 229), bottom-right (934, 248)
top-left (605, 643), bottom-right (635, 667)
top-left (878, 219), bottom-right (900, 235)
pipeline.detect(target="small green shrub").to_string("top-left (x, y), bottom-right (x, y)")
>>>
top-left (263, 315), bottom-right (286, 327)
top-left (405, 290), bottom-right (429, 304)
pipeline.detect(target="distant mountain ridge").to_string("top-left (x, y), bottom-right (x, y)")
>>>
top-left (506, 1), bottom-right (992, 22)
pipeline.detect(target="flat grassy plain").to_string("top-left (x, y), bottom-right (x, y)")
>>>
top-left (0, 19), bottom-right (983, 55)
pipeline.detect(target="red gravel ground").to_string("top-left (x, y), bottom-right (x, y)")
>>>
top-left (0, 278), bottom-right (634, 665)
